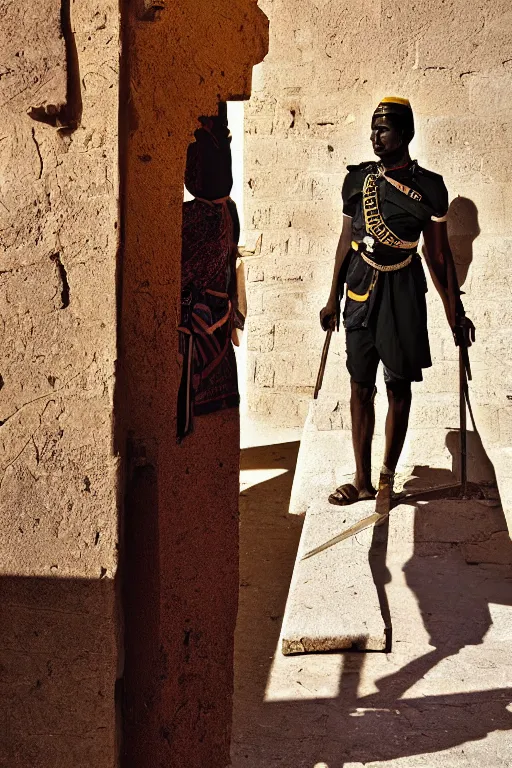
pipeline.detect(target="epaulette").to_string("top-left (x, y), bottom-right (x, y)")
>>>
top-left (346, 161), bottom-right (376, 173)
top-left (412, 162), bottom-right (443, 181)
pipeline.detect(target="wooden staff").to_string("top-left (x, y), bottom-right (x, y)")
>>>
top-left (459, 343), bottom-right (473, 498)
top-left (314, 329), bottom-right (333, 400)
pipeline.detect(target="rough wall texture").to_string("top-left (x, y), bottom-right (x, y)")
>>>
top-left (119, 2), bottom-right (267, 767)
top-left (244, 0), bottom-right (512, 530)
top-left (0, 0), bottom-right (120, 766)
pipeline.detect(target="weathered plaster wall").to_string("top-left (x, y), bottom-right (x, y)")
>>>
top-left (0, 0), bottom-right (120, 766)
top-left (244, 0), bottom-right (512, 529)
top-left (119, 2), bottom-right (267, 767)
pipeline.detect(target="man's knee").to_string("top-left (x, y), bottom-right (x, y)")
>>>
top-left (386, 380), bottom-right (412, 402)
top-left (351, 378), bottom-right (377, 406)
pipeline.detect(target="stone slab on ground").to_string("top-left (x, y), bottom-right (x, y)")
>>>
top-left (288, 395), bottom-right (496, 517)
top-left (280, 499), bottom-right (387, 654)
top-left (288, 399), bottom-right (355, 516)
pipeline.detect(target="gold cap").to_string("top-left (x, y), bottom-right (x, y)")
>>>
top-left (380, 96), bottom-right (411, 108)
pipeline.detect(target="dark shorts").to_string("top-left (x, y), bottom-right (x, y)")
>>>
top-left (346, 328), bottom-right (411, 385)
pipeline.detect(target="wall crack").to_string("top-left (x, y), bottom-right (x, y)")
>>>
top-left (31, 128), bottom-right (44, 179)
top-left (50, 252), bottom-right (70, 308)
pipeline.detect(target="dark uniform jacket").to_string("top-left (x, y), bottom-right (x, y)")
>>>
top-left (340, 160), bottom-right (449, 381)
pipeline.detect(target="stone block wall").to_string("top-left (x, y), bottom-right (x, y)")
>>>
top-left (244, 0), bottom-right (512, 529)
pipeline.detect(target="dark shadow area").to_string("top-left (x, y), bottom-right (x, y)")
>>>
top-left (447, 196), bottom-right (480, 288)
top-left (28, 0), bottom-right (83, 130)
top-left (446, 426), bottom-right (496, 486)
top-left (368, 517), bottom-right (392, 652)
top-left (404, 425), bottom-right (498, 497)
top-left (233, 426), bottom-right (512, 767)
top-left (0, 576), bottom-right (117, 767)
top-left (121, 440), bottom-right (161, 765)
top-left (421, 193), bottom-right (479, 392)
top-left (422, 196), bottom-right (479, 290)
top-left (240, 440), bottom-right (301, 472)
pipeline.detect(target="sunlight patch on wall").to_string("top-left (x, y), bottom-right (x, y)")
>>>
top-left (227, 100), bottom-right (245, 241)
top-left (182, 102), bottom-right (244, 226)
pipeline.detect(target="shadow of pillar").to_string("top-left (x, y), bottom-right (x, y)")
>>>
top-left (0, 576), bottom-right (118, 767)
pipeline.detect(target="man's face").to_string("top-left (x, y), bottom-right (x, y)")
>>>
top-left (370, 115), bottom-right (403, 159)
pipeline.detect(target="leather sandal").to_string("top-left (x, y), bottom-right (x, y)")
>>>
top-left (328, 483), bottom-right (376, 506)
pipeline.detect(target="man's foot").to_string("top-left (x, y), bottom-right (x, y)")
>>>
top-left (328, 483), bottom-right (376, 506)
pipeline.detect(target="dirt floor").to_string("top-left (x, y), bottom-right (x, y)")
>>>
top-left (232, 420), bottom-right (512, 768)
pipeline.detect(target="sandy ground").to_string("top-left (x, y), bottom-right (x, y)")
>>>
top-left (232, 418), bottom-right (512, 768)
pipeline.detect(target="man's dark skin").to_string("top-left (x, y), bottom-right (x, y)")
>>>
top-left (320, 115), bottom-right (475, 500)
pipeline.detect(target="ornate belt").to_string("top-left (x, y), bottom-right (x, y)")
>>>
top-left (351, 240), bottom-right (413, 271)
top-left (360, 251), bottom-right (412, 272)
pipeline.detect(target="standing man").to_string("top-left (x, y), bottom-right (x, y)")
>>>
top-left (320, 97), bottom-right (475, 508)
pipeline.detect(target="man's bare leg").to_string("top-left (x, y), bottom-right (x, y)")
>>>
top-left (350, 379), bottom-right (377, 497)
top-left (383, 380), bottom-right (412, 473)
top-left (374, 380), bottom-right (412, 514)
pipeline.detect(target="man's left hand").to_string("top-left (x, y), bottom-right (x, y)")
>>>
top-left (453, 315), bottom-right (476, 348)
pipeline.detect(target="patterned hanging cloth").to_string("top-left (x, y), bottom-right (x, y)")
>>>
top-left (176, 117), bottom-right (245, 440)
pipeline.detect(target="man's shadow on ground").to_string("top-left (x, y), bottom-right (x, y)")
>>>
top-left (234, 432), bottom-right (512, 767)
top-left (341, 432), bottom-right (512, 765)
top-left (367, 429), bottom-right (509, 663)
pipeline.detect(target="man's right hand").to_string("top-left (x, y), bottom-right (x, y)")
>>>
top-left (320, 301), bottom-right (336, 331)
top-left (453, 315), bottom-right (476, 348)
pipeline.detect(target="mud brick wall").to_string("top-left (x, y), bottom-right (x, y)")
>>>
top-left (244, 0), bottom-right (512, 531)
